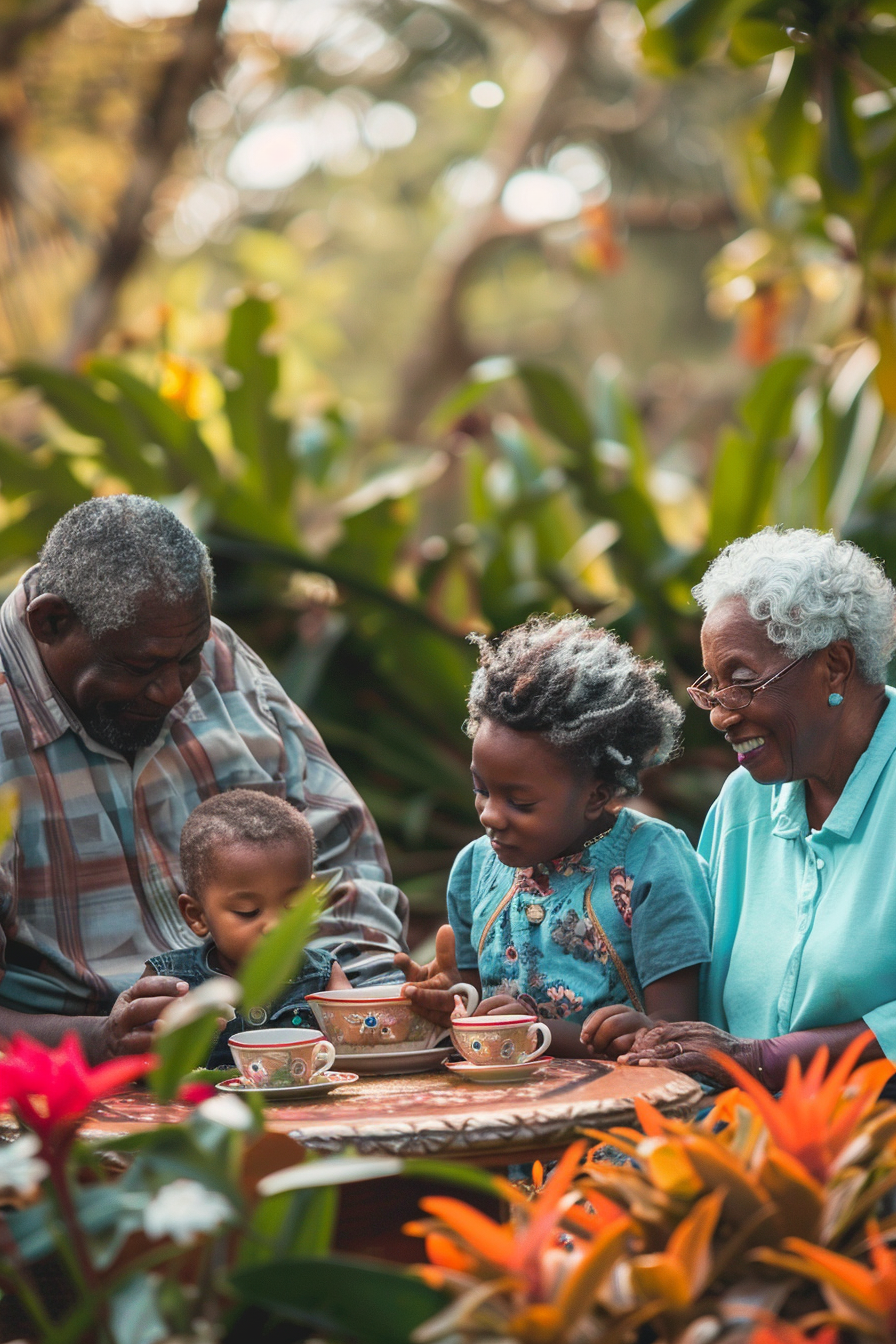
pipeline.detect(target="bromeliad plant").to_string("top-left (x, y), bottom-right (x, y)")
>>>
top-left (405, 1033), bottom-right (896, 1344)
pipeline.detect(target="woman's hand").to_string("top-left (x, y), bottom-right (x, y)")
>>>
top-left (580, 1004), bottom-right (655, 1058)
top-left (618, 1019), bottom-right (756, 1086)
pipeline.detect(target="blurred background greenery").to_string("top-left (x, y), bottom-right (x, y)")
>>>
top-left (1, 0), bottom-right (896, 935)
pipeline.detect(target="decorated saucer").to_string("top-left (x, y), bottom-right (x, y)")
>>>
top-left (333, 1045), bottom-right (453, 1075)
top-left (443, 1057), bottom-right (554, 1084)
top-left (216, 1070), bottom-right (359, 1100)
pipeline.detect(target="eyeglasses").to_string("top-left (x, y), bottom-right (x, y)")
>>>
top-left (686, 654), bottom-right (808, 712)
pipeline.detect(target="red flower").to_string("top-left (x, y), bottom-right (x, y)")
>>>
top-left (0, 1033), bottom-right (157, 1146)
top-left (177, 1082), bottom-right (217, 1105)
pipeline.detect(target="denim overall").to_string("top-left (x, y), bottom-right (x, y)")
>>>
top-left (147, 943), bottom-right (334, 1069)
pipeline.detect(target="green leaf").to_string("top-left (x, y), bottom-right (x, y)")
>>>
top-left (150, 1009), bottom-right (224, 1103)
top-left (640, 0), bottom-right (757, 69)
top-left (728, 17), bottom-right (789, 63)
top-left (88, 358), bottom-right (220, 496)
top-left (230, 1256), bottom-right (450, 1344)
top-left (708, 353), bottom-right (812, 550)
top-left (109, 1275), bottom-right (168, 1344)
top-left (856, 31), bottom-right (896, 86)
top-left (224, 296), bottom-right (294, 518)
top-left (862, 175), bottom-right (896, 253)
top-left (764, 53), bottom-right (817, 178)
top-left (11, 363), bottom-right (169, 496)
top-left (240, 1185), bottom-right (337, 1270)
top-left (823, 64), bottom-right (862, 195)
top-left (516, 363), bottom-right (592, 455)
top-left (236, 876), bottom-right (326, 1012)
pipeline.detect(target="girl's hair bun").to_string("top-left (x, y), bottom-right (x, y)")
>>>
top-left (465, 615), bottom-right (682, 796)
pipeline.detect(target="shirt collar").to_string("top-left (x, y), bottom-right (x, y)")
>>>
top-left (771, 687), bottom-right (896, 840)
top-left (0, 568), bottom-right (205, 756)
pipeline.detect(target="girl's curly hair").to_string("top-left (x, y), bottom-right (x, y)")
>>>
top-left (465, 615), bottom-right (683, 796)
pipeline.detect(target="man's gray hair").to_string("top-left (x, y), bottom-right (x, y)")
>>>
top-left (693, 527), bottom-right (896, 683)
top-left (37, 496), bottom-right (215, 637)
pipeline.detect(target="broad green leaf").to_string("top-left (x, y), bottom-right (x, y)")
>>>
top-left (862, 175), bottom-right (896, 254)
top-left (150, 1008), bottom-right (223, 1103)
top-left (764, 53), bottom-right (817, 178)
top-left (240, 1185), bottom-right (337, 1270)
top-left (224, 296), bottom-right (294, 518)
top-left (0, 437), bottom-right (91, 508)
top-left (728, 17), bottom-right (789, 63)
top-left (88, 358), bottom-right (220, 496)
top-left (516, 363), bottom-right (592, 455)
top-left (230, 1256), bottom-right (450, 1344)
top-left (237, 876), bottom-right (326, 1012)
top-left (708, 353), bottom-right (812, 550)
top-left (109, 1275), bottom-right (168, 1344)
top-left (856, 31), bottom-right (896, 86)
top-left (12, 363), bottom-right (169, 497)
top-left (822, 65), bottom-right (862, 196)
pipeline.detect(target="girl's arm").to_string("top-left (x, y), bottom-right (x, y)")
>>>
top-left (580, 963), bottom-right (702, 1059)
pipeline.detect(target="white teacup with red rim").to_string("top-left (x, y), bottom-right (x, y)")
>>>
top-left (450, 1013), bottom-right (552, 1067)
top-left (229, 1027), bottom-right (336, 1088)
top-left (306, 982), bottom-right (479, 1053)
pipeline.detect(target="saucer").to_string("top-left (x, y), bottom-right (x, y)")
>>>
top-left (216, 1071), bottom-right (359, 1100)
top-left (333, 1045), bottom-right (453, 1075)
top-left (443, 1057), bottom-right (554, 1084)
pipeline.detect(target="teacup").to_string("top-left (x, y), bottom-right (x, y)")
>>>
top-left (306, 982), bottom-right (479, 1053)
top-left (229, 1027), bottom-right (336, 1087)
top-left (450, 1014), bottom-right (552, 1066)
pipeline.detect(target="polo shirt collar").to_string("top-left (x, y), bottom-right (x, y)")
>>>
top-left (770, 687), bottom-right (896, 841)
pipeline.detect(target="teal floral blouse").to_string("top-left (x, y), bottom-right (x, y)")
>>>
top-left (448, 810), bottom-right (712, 1024)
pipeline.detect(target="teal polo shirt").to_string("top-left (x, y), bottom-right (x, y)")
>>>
top-left (700, 687), bottom-right (896, 1058)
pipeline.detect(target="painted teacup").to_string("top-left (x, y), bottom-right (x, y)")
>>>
top-left (306, 982), bottom-right (479, 1053)
top-left (450, 1014), bottom-right (552, 1066)
top-left (229, 1027), bottom-right (336, 1088)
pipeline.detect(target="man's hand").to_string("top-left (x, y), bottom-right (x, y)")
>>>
top-left (395, 925), bottom-right (473, 1027)
top-left (580, 1004), bottom-right (655, 1059)
top-left (98, 976), bottom-right (190, 1059)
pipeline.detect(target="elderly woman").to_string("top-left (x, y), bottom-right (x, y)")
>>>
top-left (624, 526), bottom-right (896, 1090)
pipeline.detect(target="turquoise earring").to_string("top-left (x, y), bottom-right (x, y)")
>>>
top-left (829, 692), bottom-right (844, 706)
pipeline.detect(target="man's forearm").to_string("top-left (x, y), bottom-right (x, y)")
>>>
top-left (0, 1005), bottom-right (106, 1061)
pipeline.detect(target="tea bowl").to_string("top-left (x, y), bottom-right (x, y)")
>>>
top-left (306, 982), bottom-right (479, 1053)
top-left (450, 1014), bottom-right (552, 1066)
top-left (229, 1027), bottom-right (336, 1088)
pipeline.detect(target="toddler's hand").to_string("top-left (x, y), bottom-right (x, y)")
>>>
top-left (580, 1004), bottom-right (656, 1059)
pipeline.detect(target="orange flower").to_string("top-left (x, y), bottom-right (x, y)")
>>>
top-left (709, 1032), bottom-right (894, 1184)
top-left (159, 353), bottom-right (203, 419)
top-left (578, 204), bottom-right (624, 272)
top-left (736, 284), bottom-right (782, 365)
top-left (418, 1141), bottom-right (628, 1302)
top-left (758, 1223), bottom-right (896, 1339)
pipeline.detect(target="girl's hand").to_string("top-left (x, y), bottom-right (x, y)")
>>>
top-left (580, 1004), bottom-right (655, 1058)
top-left (478, 994), bottom-right (526, 1017)
top-left (618, 1020), bottom-right (754, 1086)
top-left (397, 926), bottom-right (472, 1027)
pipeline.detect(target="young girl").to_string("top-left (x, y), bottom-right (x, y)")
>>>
top-left (398, 616), bottom-right (712, 1058)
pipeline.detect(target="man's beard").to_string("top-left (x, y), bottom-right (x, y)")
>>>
top-left (80, 704), bottom-right (166, 756)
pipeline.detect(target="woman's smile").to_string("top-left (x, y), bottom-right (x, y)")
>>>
top-left (728, 734), bottom-right (766, 765)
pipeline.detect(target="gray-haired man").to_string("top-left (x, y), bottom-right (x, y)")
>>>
top-left (0, 495), bottom-right (408, 1059)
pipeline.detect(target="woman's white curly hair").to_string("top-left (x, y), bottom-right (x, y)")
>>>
top-left (693, 527), bottom-right (896, 683)
top-left (465, 615), bottom-right (683, 796)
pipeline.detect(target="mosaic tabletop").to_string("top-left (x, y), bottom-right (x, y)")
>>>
top-left (76, 1059), bottom-right (703, 1160)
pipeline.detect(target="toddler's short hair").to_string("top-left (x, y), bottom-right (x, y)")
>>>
top-left (180, 789), bottom-right (316, 899)
top-left (466, 615), bottom-right (683, 796)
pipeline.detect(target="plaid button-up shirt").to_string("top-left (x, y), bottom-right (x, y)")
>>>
top-left (0, 572), bottom-right (408, 1015)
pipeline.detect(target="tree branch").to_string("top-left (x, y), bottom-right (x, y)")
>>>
top-left (0, 0), bottom-right (82, 71)
top-left (64, 0), bottom-right (228, 363)
top-left (388, 7), bottom-right (595, 440)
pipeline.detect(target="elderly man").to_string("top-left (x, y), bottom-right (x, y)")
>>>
top-left (0, 495), bottom-right (408, 1059)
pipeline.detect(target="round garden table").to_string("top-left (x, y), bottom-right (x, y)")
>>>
top-left (78, 1058), bottom-right (702, 1163)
